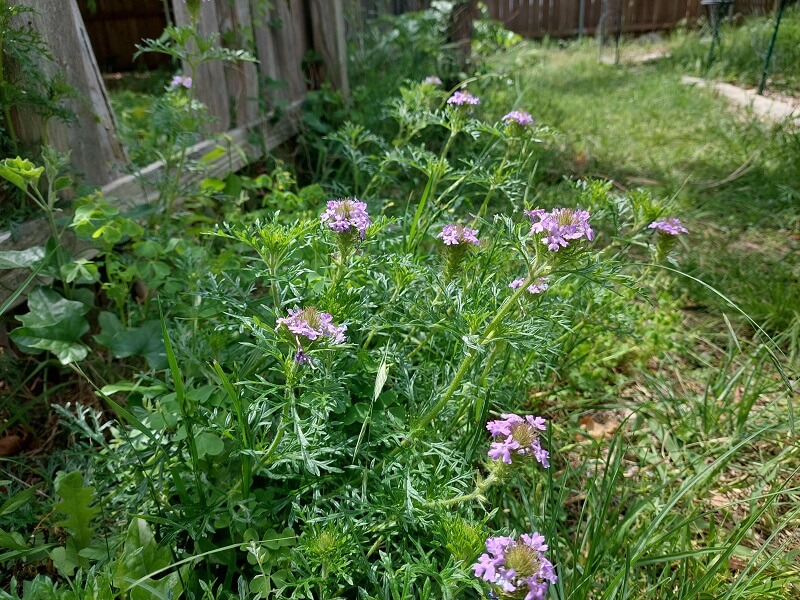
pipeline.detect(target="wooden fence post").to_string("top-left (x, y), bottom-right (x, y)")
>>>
top-left (308, 0), bottom-right (350, 100)
top-left (7, 0), bottom-right (128, 186)
top-left (216, 0), bottom-right (261, 127)
top-left (171, 0), bottom-right (232, 133)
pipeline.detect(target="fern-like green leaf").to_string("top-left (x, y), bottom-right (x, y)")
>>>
top-left (53, 471), bottom-right (99, 550)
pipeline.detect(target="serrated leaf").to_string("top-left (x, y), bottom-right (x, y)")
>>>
top-left (53, 471), bottom-right (99, 551)
top-left (0, 247), bottom-right (46, 270)
top-left (10, 287), bottom-right (90, 364)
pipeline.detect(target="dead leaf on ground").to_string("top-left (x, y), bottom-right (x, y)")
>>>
top-left (0, 435), bottom-right (26, 457)
top-left (576, 414), bottom-right (621, 442)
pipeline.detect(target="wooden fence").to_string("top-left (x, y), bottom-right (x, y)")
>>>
top-left (485, 0), bottom-right (781, 39)
top-left (1, 0), bottom-right (347, 306)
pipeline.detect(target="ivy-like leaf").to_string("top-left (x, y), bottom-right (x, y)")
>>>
top-left (10, 287), bottom-right (90, 364)
top-left (93, 312), bottom-right (167, 369)
top-left (0, 247), bottom-right (45, 270)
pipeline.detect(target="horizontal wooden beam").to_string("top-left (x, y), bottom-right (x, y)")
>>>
top-left (0, 101), bottom-right (303, 309)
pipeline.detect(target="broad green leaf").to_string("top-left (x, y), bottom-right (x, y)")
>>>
top-left (53, 471), bottom-right (99, 551)
top-left (50, 544), bottom-right (82, 576)
top-left (342, 402), bottom-right (370, 425)
top-left (0, 529), bottom-right (28, 551)
top-left (114, 518), bottom-right (183, 600)
top-left (194, 431), bottom-right (224, 458)
top-left (60, 258), bottom-right (100, 284)
top-left (93, 312), bottom-right (166, 369)
top-left (10, 287), bottom-right (90, 364)
top-left (200, 146), bottom-right (226, 163)
top-left (0, 247), bottom-right (45, 270)
top-left (0, 483), bottom-right (43, 515)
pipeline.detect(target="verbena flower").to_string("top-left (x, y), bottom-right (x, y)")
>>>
top-left (648, 218), bottom-right (688, 235)
top-left (526, 208), bottom-right (594, 251)
top-left (437, 224), bottom-right (480, 280)
top-left (502, 110), bottom-right (535, 126)
top-left (276, 307), bottom-right (346, 344)
top-left (473, 532), bottom-right (557, 600)
top-left (438, 224), bottom-right (480, 246)
top-left (447, 91), bottom-right (480, 106)
top-left (294, 348), bottom-right (311, 365)
top-left (509, 277), bottom-right (549, 295)
top-left (321, 198), bottom-right (371, 239)
top-left (171, 75), bottom-right (192, 89)
top-left (486, 414), bottom-right (549, 467)
top-left (423, 76), bottom-right (442, 86)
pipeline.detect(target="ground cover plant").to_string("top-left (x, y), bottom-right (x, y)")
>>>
top-left (1, 4), bottom-right (799, 600)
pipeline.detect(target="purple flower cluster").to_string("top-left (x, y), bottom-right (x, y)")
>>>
top-left (473, 533), bottom-right (557, 600)
top-left (648, 218), bottom-right (688, 236)
top-left (276, 307), bottom-right (346, 344)
top-left (509, 277), bottom-right (550, 295)
top-left (437, 224), bottom-right (480, 246)
top-left (447, 91), bottom-right (481, 106)
top-left (423, 76), bottom-right (443, 86)
top-left (502, 110), bottom-right (535, 126)
top-left (526, 208), bottom-right (594, 251)
top-left (321, 198), bottom-right (371, 239)
top-left (171, 75), bottom-right (192, 89)
top-left (487, 414), bottom-right (549, 467)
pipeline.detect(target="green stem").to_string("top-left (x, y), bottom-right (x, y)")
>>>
top-left (378, 266), bottom-right (541, 469)
top-left (430, 468), bottom-right (501, 507)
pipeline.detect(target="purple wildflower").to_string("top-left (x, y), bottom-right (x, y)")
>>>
top-left (648, 218), bottom-right (688, 236)
top-left (294, 347), bottom-right (312, 365)
top-left (473, 532), bottom-right (557, 600)
top-left (437, 224), bottom-right (480, 246)
top-left (321, 198), bottom-right (371, 239)
top-left (171, 75), bottom-right (192, 89)
top-left (447, 91), bottom-right (481, 106)
top-left (276, 307), bottom-right (346, 344)
top-left (509, 277), bottom-right (549, 295)
top-left (502, 110), bottom-right (535, 126)
top-left (486, 414), bottom-right (549, 467)
top-left (423, 76), bottom-right (442, 86)
top-left (525, 207), bottom-right (594, 251)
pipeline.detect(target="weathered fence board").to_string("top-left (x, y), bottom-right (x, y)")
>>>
top-left (9, 0), bottom-right (128, 186)
top-left (1, 0), bottom-right (349, 308)
top-left (485, 0), bottom-right (784, 38)
top-left (217, 0), bottom-right (261, 127)
top-left (172, 0), bottom-right (233, 133)
top-left (309, 0), bottom-right (350, 98)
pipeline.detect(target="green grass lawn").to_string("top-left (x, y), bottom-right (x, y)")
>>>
top-left (485, 39), bottom-right (800, 339)
top-left (477, 37), bottom-right (800, 598)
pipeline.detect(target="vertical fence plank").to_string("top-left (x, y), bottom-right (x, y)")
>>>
top-left (172, 0), bottom-right (231, 133)
top-left (308, 0), bottom-right (350, 99)
top-left (8, 0), bottom-right (129, 185)
top-left (217, 0), bottom-right (260, 127)
top-left (271, 0), bottom-right (309, 103)
top-left (485, 0), bottom-right (776, 37)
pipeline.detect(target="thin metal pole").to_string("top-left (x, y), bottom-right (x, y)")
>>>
top-left (757, 0), bottom-right (787, 95)
top-left (578, 0), bottom-right (586, 39)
